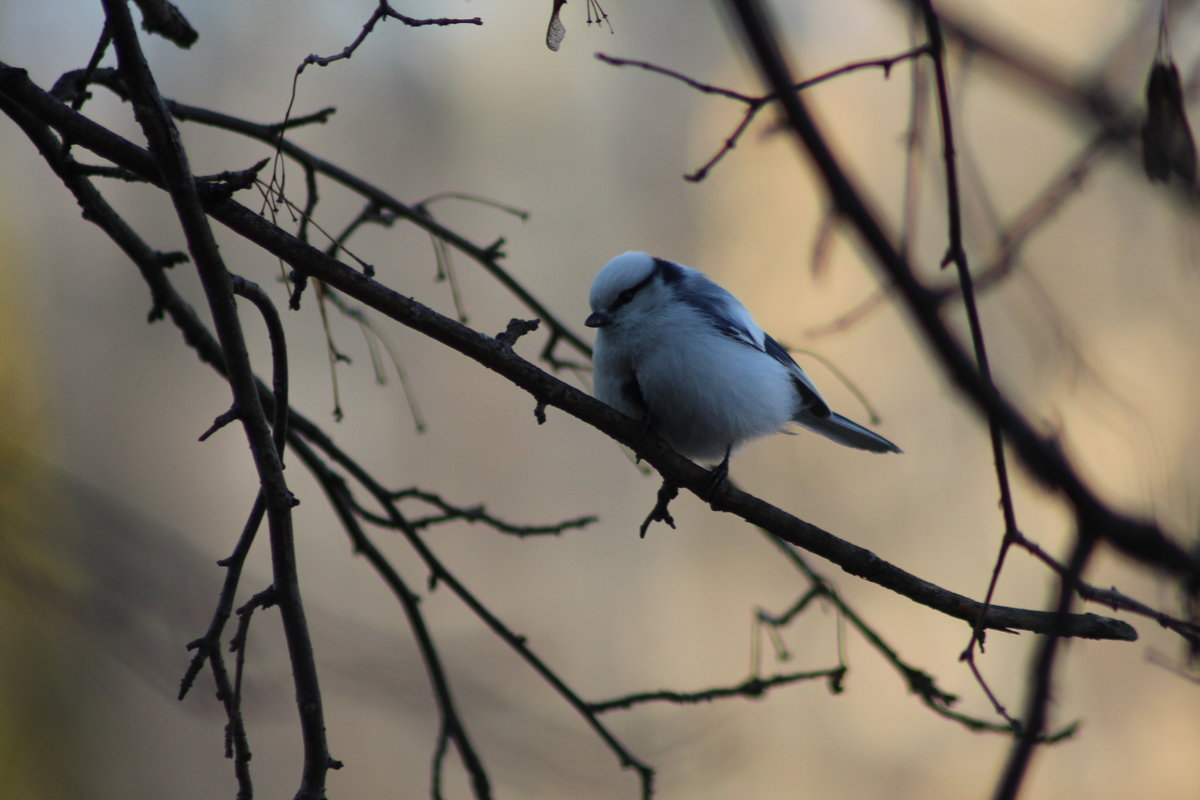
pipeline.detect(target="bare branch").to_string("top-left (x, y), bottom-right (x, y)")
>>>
top-left (98, 5), bottom-right (333, 797)
top-left (588, 669), bottom-right (845, 713)
top-left (720, 0), bottom-right (1200, 586)
top-left (597, 45), bottom-right (930, 181)
top-left (390, 488), bottom-right (597, 537)
top-left (0, 63), bottom-right (1149, 643)
top-left (297, 1), bottom-right (481, 74)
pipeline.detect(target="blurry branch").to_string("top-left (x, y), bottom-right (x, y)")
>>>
top-left (938, 134), bottom-right (1110, 299)
top-left (759, 534), bottom-right (1075, 739)
top-left (995, 532), bottom-right (1098, 800)
top-left (1015, 527), bottom-right (1200, 648)
top-left (897, 0), bottom-right (1199, 205)
top-left (63, 22), bottom-right (112, 117)
top-left (805, 133), bottom-right (1109, 338)
top-left (722, 2), bottom-right (1194, 796)
top-left (723, 0), bottom-right (1200, 586)
top-left (10, 13), bottom-right (1199, 791)
top-left (0, 61), bottom-right (1143, 642)
top-left (597, 45), bottom-right (930, 182)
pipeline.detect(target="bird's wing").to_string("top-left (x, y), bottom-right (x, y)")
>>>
top-left (762, 334), bottom-right (831, 417)
top-left (675, 272), bottom-right (764, 350)
top-left (676, 270), bottom-right (831, 416)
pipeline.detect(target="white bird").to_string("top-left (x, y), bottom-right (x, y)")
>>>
top-left (586, 252), bottom-right (900, 481)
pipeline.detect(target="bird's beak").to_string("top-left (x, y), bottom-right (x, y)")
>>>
top-left (585, 311), bottom-right (611, 328)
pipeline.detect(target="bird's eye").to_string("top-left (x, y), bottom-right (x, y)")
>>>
top-left (610, 270), bottom-right (657, 311)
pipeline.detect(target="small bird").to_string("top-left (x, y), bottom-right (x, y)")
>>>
top-left (586, 252), bottom-right (900, 483)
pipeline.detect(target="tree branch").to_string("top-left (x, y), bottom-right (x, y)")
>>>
top-left (721, 0), bottom-right (1200, 586)
top-left (0, 60), bottom-right (1142, 643)
top-left (96, 4), bottom-right (333, 796)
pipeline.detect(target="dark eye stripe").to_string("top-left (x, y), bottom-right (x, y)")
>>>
top-left (610, 268), bottom-right (658, 311)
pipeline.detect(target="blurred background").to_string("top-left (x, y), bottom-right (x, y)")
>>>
top-left (1, 0), bottom-right (1199, 797)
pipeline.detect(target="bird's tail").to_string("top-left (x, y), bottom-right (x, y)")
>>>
top-left (794, 411), bottom-right (902, 454)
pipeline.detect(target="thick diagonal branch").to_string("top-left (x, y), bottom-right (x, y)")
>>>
top-left (0, 61), bottom-right (1139, 643)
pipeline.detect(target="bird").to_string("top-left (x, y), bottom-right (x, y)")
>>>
top-left (585, 251), bottom-right (900, 484)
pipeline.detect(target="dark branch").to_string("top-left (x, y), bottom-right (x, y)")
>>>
top-left (720, 0), bottom-right (1200, 585)
top-left (0, 60), bottom-right (1143, 641)
top-left (131, 0), bottom-right (198, 48)
top-left (588, 669), bottom-right (845, 713)
top-left (597, 45), bottom-right (930, 181)
top-left (297, 1), bottom-right (481, 74)
top-left (97, 5), bottom-right (332, 797)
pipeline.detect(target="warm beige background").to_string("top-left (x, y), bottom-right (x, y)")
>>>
top-left (1, 0), bottom-right (1198, 798)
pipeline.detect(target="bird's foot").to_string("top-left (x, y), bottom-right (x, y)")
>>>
top-left (639, 479), bottom-right (679, 538)
top-left (699, 447), bottom-right (732, 502)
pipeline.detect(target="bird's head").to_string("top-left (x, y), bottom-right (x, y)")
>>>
top-left (585, 251), bottom-right (668, 329)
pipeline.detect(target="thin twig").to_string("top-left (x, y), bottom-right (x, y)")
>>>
top-left (588, 669), bottom-right (845, 713)
top-left (291, 441), bottom-right (492, 799)
top-left (99, 6), bottom-right (334, 797)
top-left (288, 418), bottom-right (657, 798)
top-left (597, 45), bottom-right (930, 181)
top-left (390, 488), bottom-right (597, 537)
top-left (993, 532), bottom-right (1097, 800)
top-left (914, 0), bottom-right (1026, 720)
top-left (296, 0), bottom-right (481, 73)
top-left (721, 0), bottom-right (1199, 583)
top-left (0, 64), bottom-right (1154, 640)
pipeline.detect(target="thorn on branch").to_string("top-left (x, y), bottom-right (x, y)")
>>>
top-left (198, 158), bottom-right (270, 199)
top-left (288, 271), bottom-right (308, 310)
top-left (482, 236), bottom-right (507, 260)
top-left (178, 637), bottom-right (212, 700)
top-left (495, 317), bottom-right (541, 348)
top-left (156, 250), bottom-right (189, 268)
top-left (266, 106), bottom-right (337, 135)
top-left (236, 585), bottom-right (279, 619)
top-left (200, 406), bottom-right (241, 441)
